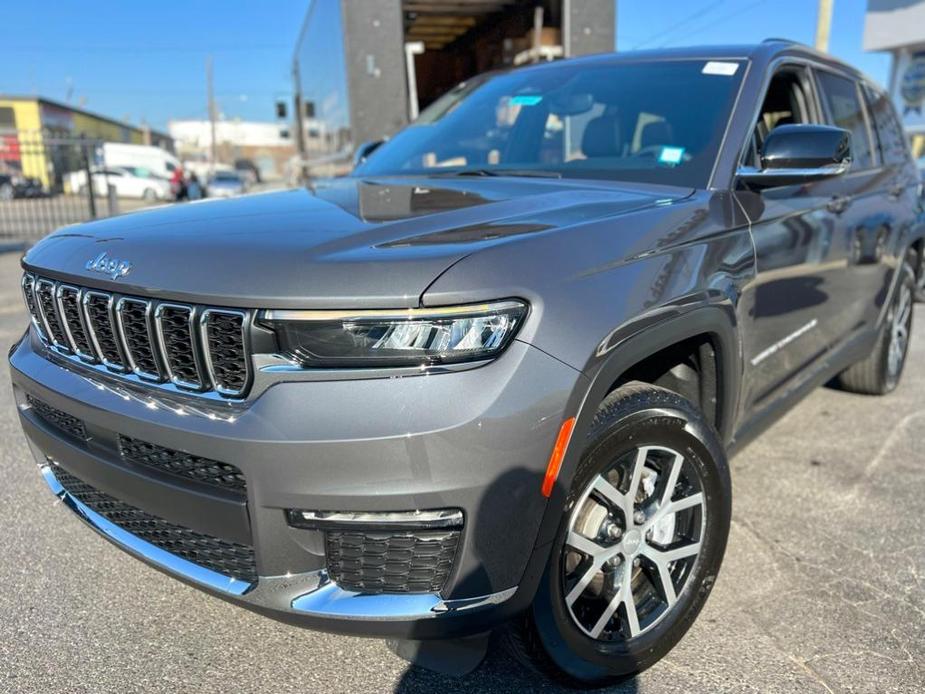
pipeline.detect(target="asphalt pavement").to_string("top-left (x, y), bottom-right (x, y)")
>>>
top-left (0, 248), bottom-right (922, 693)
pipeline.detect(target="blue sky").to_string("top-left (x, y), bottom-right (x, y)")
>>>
top-left (0, 0), bottom-right (892, 131)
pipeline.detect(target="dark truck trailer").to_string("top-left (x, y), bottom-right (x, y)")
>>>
top-left (292, 0), bottom-right (614, 180)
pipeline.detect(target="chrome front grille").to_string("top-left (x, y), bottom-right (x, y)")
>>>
top-left (21, 273), bottom-right (252, 398)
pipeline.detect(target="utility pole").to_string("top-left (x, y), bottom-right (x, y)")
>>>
top-left (207, 55), bottom-right (217, 173)
top-left (815, 0), bottom-right (834, 53)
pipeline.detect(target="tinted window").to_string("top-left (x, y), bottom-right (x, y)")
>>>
top-left (356, 60), bottom-right (747, 188)
top-left (816, 71), bottom-right (874, 169)
top-left (864, 85), bottom-right (910, 166)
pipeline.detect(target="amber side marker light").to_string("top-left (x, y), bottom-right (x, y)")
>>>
top-left (541, 416), bottom-right (576, 498)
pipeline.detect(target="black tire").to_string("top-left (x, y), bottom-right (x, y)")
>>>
top-left (503, 383), bottom-right (731, 688)
top-left (837, 250), bottom-right (915, 395)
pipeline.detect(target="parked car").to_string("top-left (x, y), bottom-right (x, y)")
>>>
top-left (66, 166), bottom-right (171, 201)
top-left (234, 158), bottom-right (261, 184)
top-left (205, 170), bottom-right (246, 198)
top-left (10, 41), bottom-right (924, 687)
top-left (0, 173), bottom-right (45, 200)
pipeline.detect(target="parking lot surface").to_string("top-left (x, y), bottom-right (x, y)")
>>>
top-left (0, 248), bottom-right (922, 693)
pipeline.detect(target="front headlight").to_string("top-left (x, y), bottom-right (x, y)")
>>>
top-left (259, 299), bottom-right (528, 368)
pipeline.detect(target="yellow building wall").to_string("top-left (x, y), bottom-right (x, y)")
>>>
top-left (0, 99), bottom-right (48, 186)
top-left (71, 112), bottom-right (142, 143)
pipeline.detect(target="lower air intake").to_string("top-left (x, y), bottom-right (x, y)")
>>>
top-left (325, 529), bottom-right (460, 594)
top-left (52, 466), bottom-right (257, 583)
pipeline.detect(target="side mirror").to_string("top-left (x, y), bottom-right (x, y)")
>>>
top-left (353, 139), bottom-right (385, 169)
top-left (738, 124), bottom-right (851, 189)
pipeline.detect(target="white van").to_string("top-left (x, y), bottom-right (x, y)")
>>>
top-left (101, 143), bottom-right (181, 180)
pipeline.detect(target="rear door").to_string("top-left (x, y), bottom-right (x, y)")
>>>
top-left (814, 69), bottom-right (894, 334)
top-left (862, 82), bottom-right (922, 297)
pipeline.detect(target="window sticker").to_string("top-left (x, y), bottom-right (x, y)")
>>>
top-left (702, 61), bottom-right (739, 76)
top-left (659, 146), bottom-right (685, 166)
top-left (510, 95), bottom-right (543, 106)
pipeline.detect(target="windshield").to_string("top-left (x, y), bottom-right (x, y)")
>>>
top-left (355, 59), bottom-right (746, 188)
top-left (212, 172), bottom-right (240, 182)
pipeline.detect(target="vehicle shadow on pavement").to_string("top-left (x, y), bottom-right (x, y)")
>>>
top-left (393, 644), bottom-right (640, 693)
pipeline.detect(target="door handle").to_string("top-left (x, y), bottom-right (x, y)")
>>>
top-left (826, 195), bottom-right (852, 214)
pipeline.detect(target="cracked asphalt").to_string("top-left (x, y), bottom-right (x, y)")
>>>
top-left (0, 249), bottom-right (922, 693)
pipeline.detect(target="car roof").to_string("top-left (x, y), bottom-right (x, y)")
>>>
top-left (515, 40), bottom-right (877, 90)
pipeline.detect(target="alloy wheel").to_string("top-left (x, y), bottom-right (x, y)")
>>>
top-left (887, 282), bottom-right (913, 383)
top-left (562, 446), bottom-right (705, 640)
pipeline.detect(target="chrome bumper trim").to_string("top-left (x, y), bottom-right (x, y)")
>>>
top-left (290, 575), bottom-right (516, 621)
top-left (40, 462), bottom-right (515, 622)
top-left (40, 463), bottom-right (254, 597)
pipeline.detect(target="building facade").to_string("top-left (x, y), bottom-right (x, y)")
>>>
top-left (168, 119), bottom-right (296, 181)
top-left (0, 95), bottom-right (172, 189)
top-left (864, 0), bottom-right (925, 157)
top-left (292, 0), bottom-right (615, 179)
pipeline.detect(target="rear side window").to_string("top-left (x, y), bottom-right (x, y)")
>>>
top-left (815, 71), bottom-right (874, 170)
top-left (864, 85), bottom-right (910, 166)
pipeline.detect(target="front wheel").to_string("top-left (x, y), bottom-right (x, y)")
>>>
top-left (503, 383), bottom-right (731, 688)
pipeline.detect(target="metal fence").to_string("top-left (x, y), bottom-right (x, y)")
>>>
top-left (0, 131), bottom-right (107, 246)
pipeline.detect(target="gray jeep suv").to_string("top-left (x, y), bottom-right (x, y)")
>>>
top-left (9, 41), bottom-right (924, 686)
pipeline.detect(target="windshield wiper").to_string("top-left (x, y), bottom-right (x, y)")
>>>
top-left (431, 168), bottom-right (562, 179)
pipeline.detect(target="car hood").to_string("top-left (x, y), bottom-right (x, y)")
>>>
top-left (23, 176), bottom-right (692, 309)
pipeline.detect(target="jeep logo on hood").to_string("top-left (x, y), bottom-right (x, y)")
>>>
top-left (86, 252), bottom-right (133, 280)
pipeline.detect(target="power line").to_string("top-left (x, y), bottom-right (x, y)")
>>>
top-left (4, 43), bottom-right (290, 54)
top-left (631, 1), bottom-right (726, 50)
top-left (658, 0), bottom-right (769, 47)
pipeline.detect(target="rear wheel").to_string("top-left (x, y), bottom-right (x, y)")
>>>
top-left (837, 250), bottom-right (915, 395)
top-left (503, 383), bottom-right (731, 687)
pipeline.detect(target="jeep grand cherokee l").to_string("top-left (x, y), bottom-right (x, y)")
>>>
top-left (9, 41), bottom-right (924, 686)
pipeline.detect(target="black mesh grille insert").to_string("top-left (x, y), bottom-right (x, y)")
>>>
top-left (27, 395), bottom-right (88, 441)
top-left (326, 529), bottom-right (460, 594)
top-left (157, 306), bottom-right (201, 387)
top-left (35, 281), bottom-right (68, 347)
top-left (53, 466), bottom-right (257, 583)
top-left (21, 275), bottom-right (45, 338)
top-left (118, 435), bottom-right (246, 495)
top-left (58, 287), bottom-right (94, 357)
top-left (205, 312), bottom-right (248, 393)
top-left (85, 293), bottom-right (125, 368)
top-left (118, 299), bottom-right (160, 378)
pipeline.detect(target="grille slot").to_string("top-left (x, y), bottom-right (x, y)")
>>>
top-left (21, 274), bottom-right (46, 340)
top-left (52, 465), bottom-right (257, 583)
top-left (325, 529), bottom-right (461, 594)
top-left (35, 279), bottom-right (69, 349)
top-left (118, 434), bottom-right (246, 496)
top-left (117, 298), bottom-right (161, 380)
top-left (56, 285), bottom-right (95, 360)
top-left (21, 274), bottom-right (253, 398)
top-left (27, 395), bottom-right (88, 441)
top-left (83, 291), bottom-right (126, 370)
top-left (203, 310), bottom-right (250, 396)
top-left (155, 304), bottom-right (202, 389)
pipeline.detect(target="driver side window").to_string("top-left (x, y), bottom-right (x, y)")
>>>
top-left (746, 66), bottom-right (816, 167)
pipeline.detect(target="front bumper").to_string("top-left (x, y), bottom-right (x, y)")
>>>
top-left (11, 328), bottom-right (582, 638)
